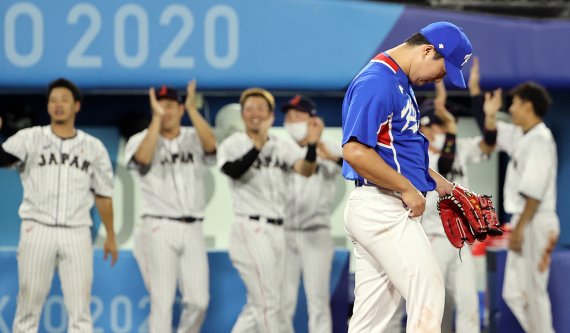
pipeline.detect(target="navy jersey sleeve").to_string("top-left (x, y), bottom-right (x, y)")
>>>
top-left (342, 73), bottom-right (394, 148)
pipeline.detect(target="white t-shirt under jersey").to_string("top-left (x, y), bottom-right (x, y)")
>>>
top-left (217, 132), bottom-right (303, 219)
top-left (422, 136), bottom-right (487, 236)
top-left (2, 126), bottom-right (113, 227)
top-left (125, 127), bottom-right (215, 218)
top-left (497, 121), bottom-right (557, 214)
top-left (285, 138), bottom-right (342, 230)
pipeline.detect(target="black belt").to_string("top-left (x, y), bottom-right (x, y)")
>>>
top-left (249, 215), bottom-right (283, 226)
top-left (144, 215), bottom-right (203, 223)
top-left (355, 180), bottom-right (427, 197)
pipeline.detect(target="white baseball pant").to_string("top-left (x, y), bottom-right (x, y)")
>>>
top-left (430, 235), bottom-right (480, 333)
top-left (344, 186), bottom-right (444, 333)
top-left (134, 217), bottom-right (209, 333)
top-left (502, 211), bottom-right (559, 333)
top-left (228, 215), bottom-right (285, 333)
top-left (282, 228), bottom-right (334, 333)
top-left (13, 221), bottom-right (93, 333)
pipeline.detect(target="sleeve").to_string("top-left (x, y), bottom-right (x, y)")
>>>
top-left (91, 141), bottom-right (114, 198)
top-left (342, 75), bottom-right (393, 147)
top-left (216, 135), bottom-right (239, 169)
top-left (496, 121), bottom-right (522, 156)
top-left (2, 128), bottom-right (32, 163)
top-left (279, 137), bottom-right (305, 168)
top-left (518, 138), bottom-right (553, 201)
top-left (124, 131), bottom-right (146, 169)
top-left (457, 136), bottom-right (488, 165)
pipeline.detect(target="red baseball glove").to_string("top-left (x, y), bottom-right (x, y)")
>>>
top-left (437, 184), bottom-right (503, 249)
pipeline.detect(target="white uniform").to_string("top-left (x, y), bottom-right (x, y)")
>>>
top-left (497, 121), bottom-right (559, 333)
top-left (125, 127), bottom-right (214, 333)
top-left (217, 132), bottom-right (303, 333)
top-left (282, 139), bottom-right (341, 333)
top-left (422, 137), bottom-right (487, 333)
top-left (2, 126), bottom-right (113, 333)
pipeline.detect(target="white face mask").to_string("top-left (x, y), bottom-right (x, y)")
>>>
top-left (285, 121), bottom-right (308, 142)
top-left (432, 133), bottom-right (446, 151)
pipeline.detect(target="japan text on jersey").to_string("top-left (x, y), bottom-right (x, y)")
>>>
top-left (341, 53), bottom-right (435, 192)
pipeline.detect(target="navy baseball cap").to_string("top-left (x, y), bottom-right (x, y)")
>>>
top-left (420, 22), bottom-right (473, 88)
top-left (156, 85), bottom-right (181, 103)
top-left (280, 95), bottom-right (317, 116)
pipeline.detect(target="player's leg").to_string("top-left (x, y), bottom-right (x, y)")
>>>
top-left (345, 188), bottom-right (444, 333)
top-left (502, 214), bottom-right (531, 332)
top-left (299, 228), bottom-right (333, 333)
top-left (428, 235), bottom-right (454, 333)
top-left (228, 216), bottom-right (285, 333)
top-left (136, 218), bottom-right (179, 333)
top-left (501, 249), bottom-right (529, 331)
top-left (525, 213), bottom-right (558, 333)
top-left (12, 221), bottom-right (57, 333)
top-left (448, 245), bottom-right (480, 333)
top-left (58, 226), bottom-right (93, 333)
top-left (177, 222), bottom-right (209, 333)
top-left (281, 230), bottom-right (302, 333)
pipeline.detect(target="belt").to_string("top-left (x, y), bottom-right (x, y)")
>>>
top-left (249, 215), bottom-right (283, 226)
top-left (143, 215), bottom-right (203, 223)
top-left (355, 180), bottom-right (427, 197)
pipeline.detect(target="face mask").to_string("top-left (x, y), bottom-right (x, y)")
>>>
top-left (285, 121), bottom-right (308, 142)
top-left (432, 133), bottom-right (446, 151)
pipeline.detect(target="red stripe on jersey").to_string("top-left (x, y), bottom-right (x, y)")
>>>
top-left (377, 117), bottom-right (392, 146)
top-left (372, 53), bottom-right (399, 72)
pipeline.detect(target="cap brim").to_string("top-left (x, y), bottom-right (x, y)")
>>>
top-left (445, 59), bottom-right (466, 88)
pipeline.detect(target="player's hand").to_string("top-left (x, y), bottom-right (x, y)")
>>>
top-left (306, 117), bottom-right (324, 144)
top-left (149, 87), bottom-right (165, 117)
top-left (401, 187), bottom-right (426, 217)
top-left (538, 231), bottom-right (558, 272)
top-left (104, 238), bottom-right (119, 267)
top-left (508, 225), bottom-right (524, 253)
top-left (483, 88), bottom-right (502, 117)
top-left (0, 116), bottom-right (2, 130)
top-left (185, 79), bottom-right (197, 112)
top-left (468, 56), bottom-right (481, 96)
top-left (434, 180), bottom-right (454, 197)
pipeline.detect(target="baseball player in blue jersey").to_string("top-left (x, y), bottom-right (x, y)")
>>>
top-left (342, 22), bottom-right (473, 332)
top-left (0, 78), bottom-right (117, 333)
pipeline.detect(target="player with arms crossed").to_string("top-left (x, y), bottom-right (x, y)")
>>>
top-left (477, 79), bottom-right (558, 333)
top-left (342, 22), bottom-right (473, 332)
top-left (125, 81), bottom-right (216, 333)
top-left (217, 88), bottom-right (322, 333)
top-left (0, 78), bottom-right (117, 333)
top-left (280, 96), bottom-right (342, 333)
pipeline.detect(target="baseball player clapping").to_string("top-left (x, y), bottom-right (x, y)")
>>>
top-left (125, 80), bottom-right (216, 333)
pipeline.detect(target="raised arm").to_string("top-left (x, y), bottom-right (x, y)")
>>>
top-left (478, 88), bottom-right (502, 154)
top-left (185, 80), bottom-right (216, 154)
top-left (133, 88), bottom-right (164, 166)
top-left (293, 117), bottom-right (323, 177)
top-left (433, 83), bottom-right (457, 175)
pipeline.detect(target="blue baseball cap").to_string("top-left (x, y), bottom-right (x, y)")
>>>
top-left (420, 22), bottom-right (472, 88)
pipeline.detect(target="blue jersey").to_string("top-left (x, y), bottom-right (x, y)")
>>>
top-left (341, 53), bottom-right (436, 192)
